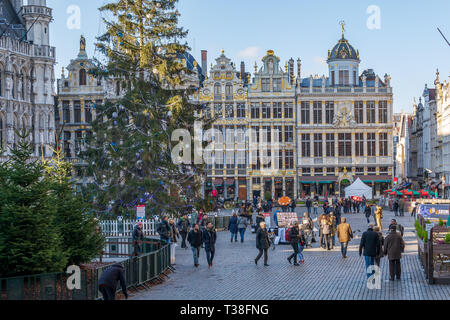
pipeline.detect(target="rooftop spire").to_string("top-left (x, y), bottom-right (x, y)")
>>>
top-left (339, 20), bottom-right (346, 38)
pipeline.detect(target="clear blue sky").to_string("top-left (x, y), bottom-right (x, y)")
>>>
top-left (48, 0), bottom-right (450, 113)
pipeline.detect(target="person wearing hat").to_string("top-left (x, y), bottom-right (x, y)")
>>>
top-left (359, 224), bottom-right (381, 279)
top-left (384, 225), bottom-right (405, 280)
top-left (98, 263), bottom-right (128, 300)
top-left (132, 221), bottom-right (144, 255)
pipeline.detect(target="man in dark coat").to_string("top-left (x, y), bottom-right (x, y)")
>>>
top-left (202, 222), bottom-right (217, 269)
top-left (290, 199), bottom-right (297, 213)
top-left (255, 221), bottom-right (270, 266)
top-left (187, 224), bottom-right (203, 267)
top-left (157, 216), bottom-right (171, 243)
top-left (287, 221), bottom-right (301, 266)
top-left (132, 222), bottom-right (144, 255)
top-left (359, 224), bottom-right (381, 279)
top-left (177, 215), bottom-right (190, 249)
top-left (228, 213), bottom-right (239, 242)
top-left (384, 225), bottom-right (405, 280)
top-left (98, 263), bottom-right (128, 300)
top-left (388, 219), bottom-right (404, 237)
top-left (305, 197), bottom-right (312, 215)
top-left (255, 211), bottom-right (265, 231)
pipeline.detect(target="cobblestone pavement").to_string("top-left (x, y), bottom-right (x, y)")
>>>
top-left (132, 207), bottom-right (450, 300)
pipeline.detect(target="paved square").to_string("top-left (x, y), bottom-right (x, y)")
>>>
top-left (131, 208), bottom-right (450, 300)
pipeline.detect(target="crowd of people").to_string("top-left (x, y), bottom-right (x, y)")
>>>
top-left (98, 196), bottom-right (408, 300)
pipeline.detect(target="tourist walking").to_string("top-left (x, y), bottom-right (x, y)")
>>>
top-left (287, 221), bottom-right (302, 265)
top-left (202, 222), bottom-right (217, 269)
top-left (237, 214), bottom-right (248, 242)
top-left (228, 213), bottom-right (239, 242)
top-left (169, 218), bottom-right (180, 264)
top-left (132, 221), bottom-right (144, 255)
top-left (301, 212), bottom-right (314, 248)
top-left (329, 212), bottom-right (337, 248)
top-left (392, 199), bottom-right (399, 217)
top-left (373, 226), bottom-right (384, 267)
top-left (306, 197), bottom-right (312, 215)
top-left (98, 263), bottom-right (128, 300)
top-left (398, 198), bottom-right (405, 217)
top-left (255, 222), bottom-right (270, 266)
top-left (359, 224), bottom-right (381, 278)
top-left (290, 198), bottom-right (297, 213)
top-left (313, 199), bottom-right (319, 216)
top-left (187, 224), bottom-right (203, 267)
top-left (320, 215), bottom-right (332, 250)
top-left (364, 204), bottom-right (372, 224)
top-left (177, 214), bottom-right (190, 249)
top-left (255, 211), bottom-right (265, 231)
top-left (384, 225), bottom-right (405, 280)
top-left (157, 216), bottom-right (171, 243)
top-left (389, 219), bottom-right (404, 237)
top-left (337, 217), bottom-right (353, 258)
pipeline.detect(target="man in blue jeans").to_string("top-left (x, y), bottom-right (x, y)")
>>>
top-left (187, 224), bottom-right (203, 267)
top-left (359, 224), bottom-right (381, 278)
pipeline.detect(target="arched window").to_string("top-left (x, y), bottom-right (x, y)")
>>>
top-left (21, 69), bottom-right (26, 100)
top-left (225, 83), bottom-right (233, 100)
top-left (79, 68), bottom-right (86, 86)
top-left (12, 67), bottom-right (18, 99)
top-left (116, 81), bottom-right (120, 96)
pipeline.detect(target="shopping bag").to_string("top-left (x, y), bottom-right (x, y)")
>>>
top-left (274, 236), bottom-right (280, 245)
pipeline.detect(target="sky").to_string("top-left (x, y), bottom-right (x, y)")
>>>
top-left (47, 0), bottom-right (450, 114)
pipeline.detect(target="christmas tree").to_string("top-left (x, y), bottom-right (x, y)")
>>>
top-left (0, 129), bottom-right (67, 277)
top-left (44, 140), bottom-right (105, 266)
top-left (82, 0), bottom-right (208, 218)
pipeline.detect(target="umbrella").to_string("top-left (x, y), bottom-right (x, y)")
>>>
top-left (351, 196), bottom-right (362, 201)
top-left (384, 189), bottom-right (392, 193)
top-left (389, 191), bottom-right (402, 196)
top-left (278, 196), bottom-right (291, 207)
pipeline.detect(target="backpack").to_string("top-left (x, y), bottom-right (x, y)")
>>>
top-left (285, 228), bottom-right (292, 242)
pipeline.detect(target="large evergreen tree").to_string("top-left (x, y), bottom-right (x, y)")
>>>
top-left (83, 0), bottom-right (207, 218)
top-left (44, 143), bottom-right (105, 266)
top-left (0, 130), bottom-right (67, 277)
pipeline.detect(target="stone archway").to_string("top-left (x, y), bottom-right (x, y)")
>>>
top-left (337, 167), bottom-right (354, 197)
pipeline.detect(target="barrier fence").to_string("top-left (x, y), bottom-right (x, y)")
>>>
top-left (0, 238), bottom-right (170, 300)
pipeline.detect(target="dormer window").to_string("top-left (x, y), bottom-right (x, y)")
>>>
top-left (339, 70), bottom-right (349, 86)
top-left (261, 78), bottom-right (270, 92)
top-left (79, 68), bottom-right (86, 86)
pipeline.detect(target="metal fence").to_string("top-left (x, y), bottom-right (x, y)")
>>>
top-left (0, 238), bottom-right (170, 300)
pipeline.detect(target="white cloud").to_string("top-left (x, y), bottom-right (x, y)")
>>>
top-left (237, 46), bottom-right (262, 60)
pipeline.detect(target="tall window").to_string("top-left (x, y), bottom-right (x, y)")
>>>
top-left (355, 133), bottom-right (364, 156)
top-left (272, 78), bottom-right (281, 92)
top-left (261, 78), bottom-right (270, 92)
top-left (63, 101), bottom-right (70, 123)
top-left (379, 132), bottom-right (388, 156)
top-left (331, 71), bottom-right (335, 86)
top-left (301, 101), bottom-right (310, 124)
top-left (301, 134), bottom-right (311, 157)
top-left (261, 126), bottom-right (271, 143)
top-left (285, 150), bottom-right (294, 169)
top-left (251, 150), bottom-right (260, 170)
top-left (338, 133), bottom-right (351, 157)
top-left (214, 83), bottom-right (221, 100)
top-left (273, 102), bottom-right (282, 118)
top-left (284, 102), bottom-right (293, 119)
top-left (225, 104), bottom-right (234, 118)
top-left (276, 150), bottom-right (283, 169)
top-left (0, 64), bottom-right (3, 96)
top-left (225, 83), bottom-right (233, 100)
top-left (75, 131), bottom-right (82, 155)
top-left (326, 133), bottom-right (335, 157)
top-left (378, 101), bottom-right (388, 123)
top-left (214, 103), bottom-right (222, 118)
top-left (79, 69), bottom-right (87, 86)
top-left (0, 114), bottom-right (4, 149)
top-left (313, 101), bottom-right (322, 124)
top-left (367, 101), bottom-right (375, 123)
top-left (251, 126), bottom-right (260, 143)
top-left (262, 149), bottom-right (271, 169)
top-left (339, 70), bottom-right (349, 86)
top-left (314, 133), bottom-right (323, 157)
top-left (74, 101), bottom-right (81, 123)
top-left (285, 125), bottom-right (293, 142)
top-left (85, 102), bottom-right (92, 123)
top-left (236, 103), bottom-right (245, 118)
top-left (325, 102), bottom-right (334, 124)
top-left (251, 103), bottom-right (260, 119)
top-left (226, 151), bottom-right (234, 169)
top-left (64, 131), bottom-right (71, 158)
top-left (354, 101), bottom-right (364, 123)
top-left (261, 103), bottom-right (270, 119)
top-left (367, 133), bottom-right (376, 156)
top-left (274, 125), bottom-right (282, 143)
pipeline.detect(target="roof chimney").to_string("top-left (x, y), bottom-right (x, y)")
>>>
top-left (240, 61), bottom-right (245, 79)
top-left (201, 50), bottom-right (207, 77)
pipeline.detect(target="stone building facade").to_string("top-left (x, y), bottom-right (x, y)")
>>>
top-left (0, 0), bottom-right (56, 160)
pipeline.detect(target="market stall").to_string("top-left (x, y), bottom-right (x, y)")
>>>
top-left (275, 212), bottom-right (298, 244)
top-left (344, 178), bottom-right (372, 199)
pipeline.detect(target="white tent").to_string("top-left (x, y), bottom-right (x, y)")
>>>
top-left (344, 178), bottom-right (372, 199)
